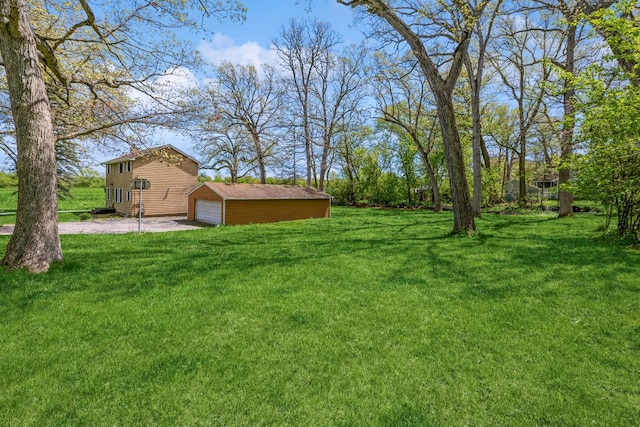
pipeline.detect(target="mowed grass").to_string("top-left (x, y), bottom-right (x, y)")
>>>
top-left (0, 208), bottom-right (638, 426)
top-left (0, 187), bottom-right (105, 224)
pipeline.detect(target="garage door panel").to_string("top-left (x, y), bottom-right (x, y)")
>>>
top-left (195, 200), bottom-right (222, 224)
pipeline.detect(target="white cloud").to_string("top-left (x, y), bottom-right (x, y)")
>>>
top-left (197, 33), bottom-right (279, 69)
top-left (127, 66), bottom-right (200, 106)
top-left (155, 66), bottom-right (200, 91)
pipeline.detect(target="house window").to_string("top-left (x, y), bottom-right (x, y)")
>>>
top-left (119, 163), bottom-right (124, 173)
top-left (106, 187), bottom-right (110, 201)
top-left (127, 161), bottom-right (132, 172)
top-left (126, 191), bottom-right (131, 202)
top-left (107, 165), bottom-right (111, 174)
top-left (115, 188), bottom-right (123, 203)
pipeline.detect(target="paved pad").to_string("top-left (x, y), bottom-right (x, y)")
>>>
top-left (0, 216), bottom-right (205, 235)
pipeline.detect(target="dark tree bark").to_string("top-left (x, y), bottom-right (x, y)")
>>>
top-left (553, 0), bottom-right (617, 216)
top-left (0, 0), bottom-right (62, 272)
top-left (338, 0), bottom-right (478, 234)
top-left (438, 93), bottom-right (475, 230)
top-left (468, 69), bottom-right (484, 216)
top-left (557, 22), bottom-right (576, 217)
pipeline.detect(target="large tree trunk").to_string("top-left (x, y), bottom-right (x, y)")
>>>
top-left (343, 0), bottom-right (475, 234)
top-left (0, 0), bottom-right (62, 273)
top-left (437, 93), bottom-right (475, 234)
top-left (318, 134), bottom-right (330, 191)
top-left (303, 103), bottom-right (314, 187)
top-left (249, 129), bottom-right (267, 184)
top-left (558, 24), bottom-right (576, 217)
top-left (470, 77), bottom-right (483, 217)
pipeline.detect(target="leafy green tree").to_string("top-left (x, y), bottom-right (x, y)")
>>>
top-left (577, 83), bottom-right (640, 239)
top-left (73, 167), bottom-right (104, 188)
top-left (0, 0), bottom-right (245, 272)
top-left (333, 123), bottom-right (371, 205)
top-left (535, 0), bottom-right (617, 217)
top-left (337, 0), bottom-right (488, 234)
top-left (572, 0), bottom-right (640, 240)
top-left (373, 52), bottom-right (442, 211)
top-left (0, 170), bottom-right (17, 187)
top-left (586, 0), bottom-right (640, 85)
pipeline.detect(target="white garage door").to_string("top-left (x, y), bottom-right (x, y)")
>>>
top-left (195, 200), bottom-right (222, 224)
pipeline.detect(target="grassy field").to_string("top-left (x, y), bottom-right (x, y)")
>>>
top-left (0, 187), bottom-right (105, 224)
top-left (0, 208), bottom-right (638, 425)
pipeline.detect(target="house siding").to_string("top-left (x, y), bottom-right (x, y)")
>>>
top-left (132, 155), bottom-right (198, 216)
top-left (187, 184), bottom-right (331, 225)
top-left (104, 147), bottom-right (198, 217)
top-left (105, 162), bottom-right (134, 216)
top-left (225, 199), bottom-right (330, 225)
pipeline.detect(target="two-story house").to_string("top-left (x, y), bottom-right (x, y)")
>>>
top-left (103, 144), bottom-right (198, 217)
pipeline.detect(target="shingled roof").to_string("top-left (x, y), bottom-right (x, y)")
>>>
top-left (190, 182), bottom-right (332, 200)
top-left (103, 144), bottom-right (198, 165)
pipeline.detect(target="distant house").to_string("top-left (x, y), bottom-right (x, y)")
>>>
top-left (103, 145), bottom-right (198, 216)
top-left (504, 179), bottom-right (542, 202)
top-left (187, 182), bottom-right (331, 225)
top-left (534, 173), bottom-right (566, 200)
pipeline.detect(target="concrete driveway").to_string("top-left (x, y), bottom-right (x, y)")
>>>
top-left (0, 216), bottom-right (206, 235)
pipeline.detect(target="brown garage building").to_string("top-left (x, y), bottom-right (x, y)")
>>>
top-left (187, 182), bottom-right (331, 225)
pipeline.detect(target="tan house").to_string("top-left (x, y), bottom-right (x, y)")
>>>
top-left (187, 182), bottom-right (331, 225)
top-left (103, 145), bottom-right (198, 216)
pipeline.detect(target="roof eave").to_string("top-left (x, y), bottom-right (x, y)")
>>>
top-left (102, 156), bottom-right (138, 165)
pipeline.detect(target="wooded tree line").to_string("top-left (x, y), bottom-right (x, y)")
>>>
top-left (0, 0), bottom-right (638, 272)
top-left (192, 0), bottom-right (638, 234)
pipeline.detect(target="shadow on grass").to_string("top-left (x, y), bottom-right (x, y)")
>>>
top-left (1, 210), bottom-right (638, 306)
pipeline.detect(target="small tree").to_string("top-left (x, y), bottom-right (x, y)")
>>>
top-left (576, 81), bottom-right (640, 240)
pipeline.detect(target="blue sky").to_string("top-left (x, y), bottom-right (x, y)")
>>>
top-left (192, 0), bottom-right (362, 70)
top-left (100, 1), bottom-right (364, 170)
top-left (210, 1), bottom-right (361, 46)
top-left (0, 1), bottom-right (364, 172)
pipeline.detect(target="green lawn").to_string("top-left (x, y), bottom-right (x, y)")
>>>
top-left (0, 187), bottom-right (105, 224)
top-left (0, 208), bottom-right (638, 425)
